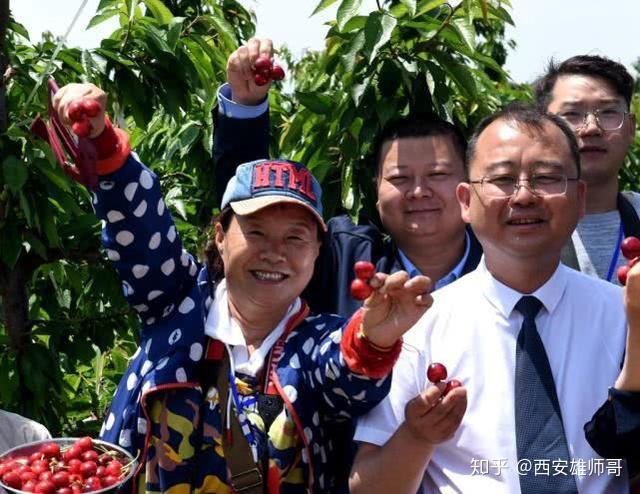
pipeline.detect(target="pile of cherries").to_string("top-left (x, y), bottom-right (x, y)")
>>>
top-left (617, 236), bottom-right (640, 285)
top-left (0, 437), bottom-right (131, 493)
top-left (252, 56), bottom-right (285, 86)
top-left (427, 362), bottom-right (462, 395)
top-left (350, 261), bottom-right (376, 300)
top-left (68, 100), bottom-right (102, 138)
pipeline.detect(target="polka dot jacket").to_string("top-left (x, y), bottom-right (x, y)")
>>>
top-left (95, 155), bottom-right (393, 493)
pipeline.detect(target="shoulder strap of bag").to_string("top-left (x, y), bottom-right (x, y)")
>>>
top-left (200, 340), bottom-right (264, 494)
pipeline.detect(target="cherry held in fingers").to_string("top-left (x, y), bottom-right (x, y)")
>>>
top-left (621, 236), bottom-right (640, 260)
top-left (270, 64), bottom-right (285, 81)
top-left (618, 265), bottom-right (630, 285)
top-left (427, 362), bottom-right (447, 383)
top-left (71, 119), bottom-right (91, 138)
top-left (254, 56), bottom-right (271, 73)
top-left (351, 278), bottom-right (373, 300)
top-left (254, 73), bottom-right (269, 86)
top-left (354, 261), bottom-right (375, 281)
top-left (443, 379), bottom-right (462, 396)
top-left (68, 101), bottom-right (86, 122)
top-left (83, 100), bottom-right (101, 118)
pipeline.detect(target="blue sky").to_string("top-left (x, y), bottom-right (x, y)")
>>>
top-left (10, 0), bottom-right (640, 83)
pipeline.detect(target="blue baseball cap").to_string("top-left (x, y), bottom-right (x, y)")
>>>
top-left (221, 159), bottom-right (326, 231)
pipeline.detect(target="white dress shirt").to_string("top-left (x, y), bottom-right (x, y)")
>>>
top-left (355, 258), bottom-right (629, 494)
top-left (204, 279), bottom-right (301, 377)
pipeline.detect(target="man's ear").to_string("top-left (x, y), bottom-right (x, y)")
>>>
top-left (627, 112), bottom-right (637, 139)
top-left (577, 179), bottom-right (587, 221)
top-left (456, 182), bottom-right (472, 224)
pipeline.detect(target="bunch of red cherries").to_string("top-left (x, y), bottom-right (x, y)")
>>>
top-left (0, 437), bottom-right (131, 493)
top-left (617, 236), bottom-right (640, 285)
top-left (350, 261), bottom-right (376, 300)
top-left (67, 100), bottom-right (102, 138)
top-left (252, 56), bottom-right (285, 86)
top-left (427, 362), bottom-right (462, 396)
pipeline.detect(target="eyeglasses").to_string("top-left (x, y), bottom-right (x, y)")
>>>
top-left (557, 108), bottom-right (627, 132)
top-left (469, 174), bottom-right (579, 198)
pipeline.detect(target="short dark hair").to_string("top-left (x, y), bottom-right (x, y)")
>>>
top-left (373, 115), bottom-right (467, 178)
top-left (203, 207), bottom-right (234, 284)
top-left (466, 103), bottom-right (581, 177)
top-left (534, 55), bottom-right (634, 109)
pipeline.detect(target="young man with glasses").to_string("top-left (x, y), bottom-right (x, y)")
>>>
top-left (534, 55), bottom-right (638, 284)
top-left (350, 105), bottom-right (640, 494)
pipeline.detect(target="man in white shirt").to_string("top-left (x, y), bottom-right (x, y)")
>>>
top-left (0, 409), bottom-right (50, 454)
top-left (350, 105), bottom-right (640, 493)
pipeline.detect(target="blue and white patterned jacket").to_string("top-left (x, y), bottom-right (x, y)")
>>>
top-left (95, 154), bottom-right (392, 493)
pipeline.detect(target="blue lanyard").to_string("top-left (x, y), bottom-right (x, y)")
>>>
top-left (606, 222), bottom-right (624, 282)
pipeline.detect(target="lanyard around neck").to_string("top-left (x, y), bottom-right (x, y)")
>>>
top-left (605, 222), bottom-right (624, 282)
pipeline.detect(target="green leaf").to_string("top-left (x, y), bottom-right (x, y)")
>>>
top-left (341, 30), bottom-right (365, 73)
top-left (97, 0), bottom-right (118, 10)
top-left (209, 11), bottom-right (239, 48)
top-left (0, 220), bottom-right (22, 268)
top-left (63, 374), bottom-right (82, 393)
top-left (376, 98), bottom-right (397, 128)
top-left (24, 232), bottom-right (48, 260)
top-left (87, 10), bottom-right (119, 29)
top-left (296, 91), bottom-right (334, 115)
top-left (351, 73), bottom-right (373, 106)
top-left (341, 15), bottom-right (368, 32)
top-left (41, 206), bottom-right (61, 249)
top-left (140, 23), bottom-right (174, 55)
top-left (431, 51), bottom-right (478, 100)
top-left (3, 156), bottom-right (28, 193)
top-left (166, 17), bottom-right (184, 51)
top-left (58, 51), bottom-right (84, 72)
top-left (416, 0), bottom-right (446, 16)
top-left (19, 191), bottom-right (33, 227)
top-left (143, 0), bottom-right (173, 25)
top-left (95, 48), bottom-right (135, 67)
top-left (341, 161), bottom-right (354, 210)
top-left (400, 0), bottom-right (417, 16)
top-left (363, 11), bottom-right (397, 63)
top-left (337, 0), bottom-right (363, 31)
top-left (451, 16), bottom-right (476, 52)
top-left (312, 0), bottom-right (340, 16)
top-left (178, 123), bottom-right (201, 158)
top-left (36, 161), bottom-right (71, 192)
top-left (9, 21), bottom-right (30, 40)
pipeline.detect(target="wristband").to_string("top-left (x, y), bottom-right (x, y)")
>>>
top-left (341, 310), bottom-right (402, 379)
top-left (91, 116), bottom-right (131, 175)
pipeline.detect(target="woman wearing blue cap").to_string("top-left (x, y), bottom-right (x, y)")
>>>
top-left (52, 83), bottom-right (433, 494)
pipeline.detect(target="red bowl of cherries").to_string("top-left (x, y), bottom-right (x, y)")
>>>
top-left (0, 437), bottom-right (137, 493)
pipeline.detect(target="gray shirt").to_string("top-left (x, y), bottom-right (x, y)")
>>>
top-left (573, 191), bottom-right (640, 285)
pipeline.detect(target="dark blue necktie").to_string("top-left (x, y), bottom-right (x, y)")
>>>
top-left (514, 296), bottom-right (578, 494)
